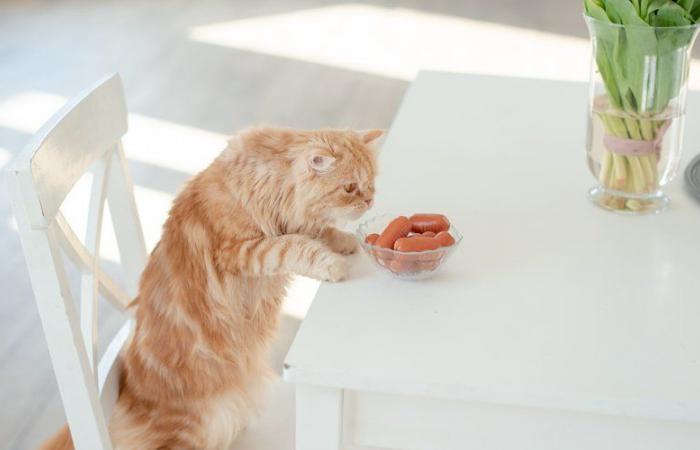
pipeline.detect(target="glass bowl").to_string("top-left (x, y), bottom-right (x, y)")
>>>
top-left (356, 213), bottom-right (462, 280)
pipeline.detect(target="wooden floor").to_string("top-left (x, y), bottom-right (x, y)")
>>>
top-left (0, 0), bottom-right (587, 448)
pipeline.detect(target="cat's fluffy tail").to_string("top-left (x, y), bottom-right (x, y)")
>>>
top-left (39, 425), bottom-right (73, 450)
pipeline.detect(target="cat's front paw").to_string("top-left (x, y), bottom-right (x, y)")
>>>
top-left (319, 253), bottom-right (349, 282)
top-left (324, 229), bottom-right (358, 255)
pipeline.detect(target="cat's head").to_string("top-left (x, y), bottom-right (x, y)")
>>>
top-left (232, 127), bottom-right (383, 232)
top-left (291, 128), bottom-right (382, 222)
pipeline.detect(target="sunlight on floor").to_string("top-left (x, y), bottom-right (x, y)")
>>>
top-left (125, 115), bottom-right (227, 174)
top-left (0, 91), bottom-right (318, 318)
top-left (0, 147), bottom-right (11, 167)
top-left (189, 3), bottom-right (700, 88)
top-left (7, 217), bottom-right (18, 232)
top-left (0, 91), bottom-right (67, 134)
top-left (0, 90), bottom-right (228, 174)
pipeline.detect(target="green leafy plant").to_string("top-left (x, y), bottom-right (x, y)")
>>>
top-left (584, 0), bottom-right (699, 210)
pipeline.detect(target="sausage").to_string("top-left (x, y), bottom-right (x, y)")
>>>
top-left (408, 231), bottom-right (435, 238)
top-left (390, 251), bottom-right (444, 273)
top-left (393, 236), bottom-right (443, 273)
top-left (389, 236), bottom-right (438, 274)
top-left (365, 233), bottom-right (391, 266)
top-left (389, 259), bottom-right (417, 274)
top-left (435, 231), bottom-right (455, 247)
top-left (416, 251), bottom-right (444, 271)
top-left (409, 214), bottom-right (450, 234)
top-left (393, 236), bottom-right (441, 252)
top-left (375, 216), bottom-right (411, 249)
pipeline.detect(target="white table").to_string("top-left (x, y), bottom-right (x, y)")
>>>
top-left (283, 72), bottom-right (700, 450)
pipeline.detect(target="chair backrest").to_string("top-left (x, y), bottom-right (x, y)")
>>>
top-left (5, 74), bottom-right (147, 450)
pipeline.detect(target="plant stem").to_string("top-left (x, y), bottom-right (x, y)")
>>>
top-left (595, 106), bottom-right (665, 211)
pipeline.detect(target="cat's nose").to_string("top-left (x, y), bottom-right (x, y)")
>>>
top-left (365, 198), bottom-right (373, 208)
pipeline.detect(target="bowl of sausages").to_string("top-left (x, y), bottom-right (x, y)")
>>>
top-left (357, 213), bottom-right (462, 280)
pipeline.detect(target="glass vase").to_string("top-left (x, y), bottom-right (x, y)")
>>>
top-left (585, 17), bottom-right (700, 214)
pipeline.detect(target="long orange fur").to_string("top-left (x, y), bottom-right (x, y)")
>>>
top-left (41, 127), bottom-right (382, 450)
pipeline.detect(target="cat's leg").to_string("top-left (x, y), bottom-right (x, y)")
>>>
top-left (218, 235), bottom-right (349, 282)
top-left (319, 227), bottom-right (358, 255)
top-left (111, 396), bottom-right (219, 450)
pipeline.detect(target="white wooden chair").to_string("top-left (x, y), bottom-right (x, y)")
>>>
top-left (5, 74), bottom-right (147, 450)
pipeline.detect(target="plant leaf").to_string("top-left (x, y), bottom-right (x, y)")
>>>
top-left (585, 0), bottom-right (613, 20)
top-left (597, 38), bottom-right (624, 108)
top-left (645, 0), bottom-right (673, 21)
top-left (678, 0), bottom-right (695, 13)
top-left (605, 0), bottom-right (650, 25)
top-left (584, 0), bottom-right (697, 114)
top-left (605, 2), bottom-right (623, 22)
top-left (651, 1), bottom-right (693, 25)
top-left (632, 0), bottom-right (641, 14)
top-left (607, 1), bottom-right (658, 111)
top-left (653, 25), bottom-right (696, 110)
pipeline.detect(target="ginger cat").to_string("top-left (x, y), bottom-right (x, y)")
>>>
top-left (41, 127), bottom-right (382, 450)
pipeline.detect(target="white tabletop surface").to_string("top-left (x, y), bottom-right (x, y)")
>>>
top-left (284, 72), bottom-right (700, 423)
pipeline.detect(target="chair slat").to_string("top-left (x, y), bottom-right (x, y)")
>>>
top-left (107, 143), bottom-right (147, 297)
top-left (80, 151), bottom-right (112, 376)
top-left (98, 320), bottom-right (132, 422)
top-left (55, 213), bottom-right (133, 310)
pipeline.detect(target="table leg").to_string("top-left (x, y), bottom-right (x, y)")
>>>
top-left (296, 384), bottom-right (343, 450)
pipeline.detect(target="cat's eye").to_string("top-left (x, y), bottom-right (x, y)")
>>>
top-left (344, 182), bottom-right (358, 193)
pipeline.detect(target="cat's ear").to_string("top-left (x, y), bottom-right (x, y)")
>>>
top-left (359, 129), bottom-right (385, 145)
top-left (308, 154), bottom-right (336, 173)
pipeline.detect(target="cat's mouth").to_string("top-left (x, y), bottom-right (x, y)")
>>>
top-left (347, 203), bottom-right (370, 219)
top-left (330, 201), bottom-right (371, 221)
